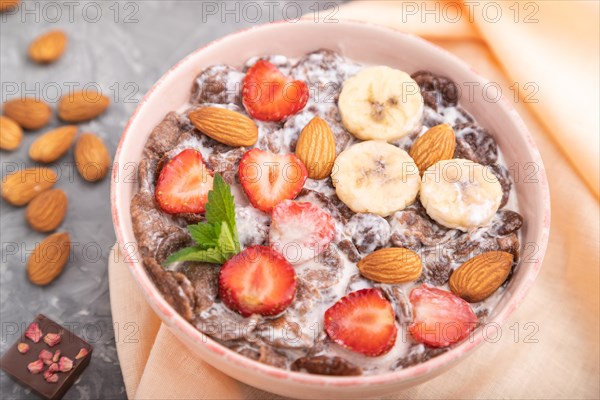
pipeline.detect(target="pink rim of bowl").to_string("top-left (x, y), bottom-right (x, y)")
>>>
top-left (111, 20), bottom-right (550, 398)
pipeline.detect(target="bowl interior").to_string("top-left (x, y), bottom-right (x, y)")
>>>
top-left (112, 20), bottom-right (549, 391)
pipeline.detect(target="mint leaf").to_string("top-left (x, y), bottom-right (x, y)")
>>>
top-left (205, 174), bottom-right (237, 239)
top-left (217, 221), bottom-right (238, 259)
top-left (188, 223), bottom-right (219, 249)
top-left (165, 246), bottom-right (226, 264)
top-left (163, 173), bottom-right (241, 265)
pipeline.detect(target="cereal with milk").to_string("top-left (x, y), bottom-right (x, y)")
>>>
top-left (131, 50), bottom-right (523, 375)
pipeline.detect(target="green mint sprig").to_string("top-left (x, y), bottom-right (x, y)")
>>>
top-left (165, 173), bottom-right (241, 265)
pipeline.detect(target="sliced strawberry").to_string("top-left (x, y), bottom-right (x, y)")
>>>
top-left (238, 148), bottom-right (307, 212)
top-left (324, 289), bottom-right (397, 357)
top-left (409, 285), bottom-right (478, 347)
top-left (155, 149), bottom-right (214, 214)
top-left (219, 246), bottom-right (297, 317)
top-left (269, 200), bottom-right (335, 264)
top-left (242, 60), bottom-right (309, 121)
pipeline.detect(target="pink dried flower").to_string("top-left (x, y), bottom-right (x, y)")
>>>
top-left (58, 356), bottom-right (73, 372)
top-left (39, 349), bottom-right (53, 365)
top-left (27, 359), bottom-right (44, 374)
top-left (17, 343), bottom-right (29, 354)
top-left (75, 348), bottom-right (89, 360)
top-left (52, 349), bottom-right (61, 363)
top-left (43, 332), bottom-right (61, 347)
top-left (25, 323), bottom-right (42, 343)
top-left (43, 370), bottom-right (59, 383)
top-left (48, 362), bottom-right (59, 372)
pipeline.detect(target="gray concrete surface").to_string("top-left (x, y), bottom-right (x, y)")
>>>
top-left (1, 1), bottom-right (344, 398)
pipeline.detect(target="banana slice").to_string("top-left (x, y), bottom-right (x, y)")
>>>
top-left (332, 140), bottom-right (420, 217)
top-left (338, 66), bottom-right (423, 142)
top-left (420, 159), bottom-right (503, 231)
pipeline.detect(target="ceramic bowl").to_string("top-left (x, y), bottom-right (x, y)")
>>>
top-left (111, 20), bottom-right (550, 399)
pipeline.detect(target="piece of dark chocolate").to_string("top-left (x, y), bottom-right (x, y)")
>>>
top-left (0, 314), bottom-right (93, 400)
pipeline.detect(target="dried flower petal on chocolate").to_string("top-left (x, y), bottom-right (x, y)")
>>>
top-left (39, 349), bottom-right (53, 365)
top-left (75, 348), bottom-right (89, 360)
top-left (43, 370), bottom-right (59, 383)
top-left (52, 349), bottom-right (61, 362)
top-left (17, 343), bottom-right (29, 354)
top-left (48, 362), bottom-right (59, 372)
top-left (43, 332), bottom-right (61, 347)
top-left (27, 359), bottom-right (44, 374)
top-left (25, 322), bottom-right (42, 343)
top-left (58, 356), bottom-right (73, 372)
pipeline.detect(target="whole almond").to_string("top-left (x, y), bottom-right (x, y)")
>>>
top-left (28, 30), bottom-right (68, 64)
top-left (0, 0), bottom-right (20, 13)
top-left (1, 168), bottom-right (58, 206)
top-left (0, 116), bottom-right (23, 150)
top-left (29, 125), bottom-right (77, 163)
top-left (3, 97), bottom-right (52, 130)
top-left (358, 247), bottom-right (422, 284)
top-left (27, 232), bottom-right (70, 286)
top-left (74, 133), bottom-right (111, 182)
top-left (189, 107), bottom-right (258, 147)
top-left (295, 116), bottom-right (336, 180)
top-left (449, 251), bottom-right (514, 303)
top-left (409, 123), bottom-right (456, 174)
top-left (58, 90), bottom-right (110, 122)
top-left (26, 189), bottom-right (68, 232)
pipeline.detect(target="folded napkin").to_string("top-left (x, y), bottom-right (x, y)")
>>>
top-left (110, 1), bottom-right (600, 398)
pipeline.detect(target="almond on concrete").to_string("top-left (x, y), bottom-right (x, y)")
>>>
top-left (27, 232), bottom-right (70, 286)
top-left (74, 133), bottom-right (111, 182)
top-left (28, 30), bottom-right (68, 64)
top-left (295, 116), bottom-right (336, 180)
top-left (358, 247), bottom-right (422, 284)
top-left (189, 107), bottom-right (258, 147)
top-left (29, 125), bottom-right (77, 163)
top-left (58, 90), bottom-right (110, 122)
top-left (449, 251), bottom-right (513, 303)
top-left (26, 189), bottom-right (67, 232)
top-left (0, 0), bottom-right (20, 13)
top-left (1, 167), bottom-right (58, 206)
top-left (0, 116), bottom-right (23, 150)
top-left (409, 123), bottom-right (456, 175)
top-left (3, 97), bottom-right (52, 130)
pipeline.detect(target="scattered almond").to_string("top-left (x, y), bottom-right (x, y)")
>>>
top-left (0, 0), bottom-right (20, 13)
top-left (189, 107), bottom-right (258, 147)
top-left (449, 251), bottom-right (514, 303)
top-left (29, 125), bottom-right (77, 163)
top-left (357, 247), bottom-right (422, 284)
top-left (295, 116), bottom-right (336, 179)
top-left (27, 232), bottom-right (70, 286)
top-left (28, 30), bottom-right (68, 64)
top-left (74, 133), bottom-right (111, 182)
top-left (58, 90), bottom-right (110, 122)
top-left (409, 123), bottom-right (456, 174)
top-left (26, 189), bottom-right (68, 232)
top-left (0, 116), bottom-right (23, 150)
top-left (3, 97), bottom-right (52, 130)
top-left (1, 167), bottom-right (58, 206)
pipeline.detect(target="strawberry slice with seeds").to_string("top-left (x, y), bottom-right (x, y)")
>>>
top-left (242, 60), bottom-right (309, 121)
top-left (219, 246), bottom-right (297, 317)
top-left (238, 148), bottom-right (307, 212)
top-left (324, 288), bottom-right (397, 357)
top-left (409, 285), bottom-right (478, 347)
top-left (270, 200), bottom-right (335, 264)
top-left (155, 149), bottom-right (214, 214)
